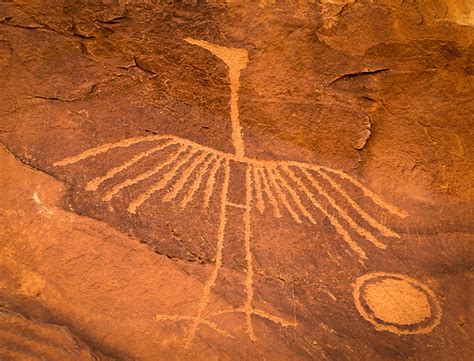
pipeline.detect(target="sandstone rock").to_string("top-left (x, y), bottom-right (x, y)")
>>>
top-left (0, 307), bottom-right (107, 360)
top-left (0, 1), bottom-right (472, 359)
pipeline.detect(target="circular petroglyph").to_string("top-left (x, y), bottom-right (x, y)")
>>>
top-left (353, 272), bottom-right (441, 335)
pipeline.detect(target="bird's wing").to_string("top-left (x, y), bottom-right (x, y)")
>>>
top-left (249, 159), bottom-right (408, 259)
top-left (53, 134), bottom-right (228, 214)
top-left (54, 134), bottom-right (408, 259)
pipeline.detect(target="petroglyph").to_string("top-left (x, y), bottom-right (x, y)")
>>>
top-left (85, 138), bottom-right (178, 192)
top-left (353, 272), bottom-right (442, 335)
top-left (53, 37), bottom-right (410, 346)
top-left (183, 158), bottom-right (230, 348)
top-left (102, 142), bottom-right (187, 202)
top-left (266, 167), bottom-right (303, 224)
top-left (180, 154), bottom-right (218, 208)
top-left (211, 307), bottom-right (298, 327)
top-left (32, 192), bottom-right (53, 216)
top-left (155, 314), bottom-right (233, 339)
top-left (53, 135), bottom-right (168, 167)
top-left (319, 167), bottom-right (408, 219)
top-left (243, 164), bottom-right (256, 340)
top-left (282, 165), bottom-right (368, 259)
top-left (162, 151), bottom-right (210, 203)
top-left (203, 157), bottom-right (223, 208)
top-left (316, 169), bottom-right (400, 238)
top-left (301, 168), bottom-right (387, 250)
top-left (271, 166), bottom-right (316, 224)
top-left (257, 167), bottom-right (282, 218)
top-left (184, 37), bottom-right (248, 158)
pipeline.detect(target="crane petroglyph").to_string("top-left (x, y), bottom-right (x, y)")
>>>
top-left (53, 38), bottom-right (409, 347)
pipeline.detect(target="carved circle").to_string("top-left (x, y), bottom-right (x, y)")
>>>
top-left (353, 272), bottom-right (442, 335)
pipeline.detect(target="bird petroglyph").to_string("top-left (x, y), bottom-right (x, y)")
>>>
top-left (54, 37), bottom-right (410, 347)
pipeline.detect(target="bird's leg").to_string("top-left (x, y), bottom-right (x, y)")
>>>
top-left (180, 159), bottom-right (231, 348)
top-left (181, 160), bottom-right (297, 347)
top-left (242, 163), bottom-right (256, 339)
top-left (208, 162), bottom-right (298, 341)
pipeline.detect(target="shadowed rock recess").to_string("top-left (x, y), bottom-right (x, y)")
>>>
top-left (0, 0), bottom-right (472, 360)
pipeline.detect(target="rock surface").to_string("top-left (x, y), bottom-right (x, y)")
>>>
top-left (0, 307), bottom-right (107, 360)
top-left (0, 1), bottom-right (473, 360)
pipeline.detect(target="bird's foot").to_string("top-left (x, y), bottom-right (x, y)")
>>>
top-left (155, 313), bottom-right (234, 348)
top-left (210, 306), bottom-right (298, 341)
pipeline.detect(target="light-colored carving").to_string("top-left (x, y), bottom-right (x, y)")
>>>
top-left (211, 307), bottom-right (298, 327)
top-left (272, 166), bottom-right (316, 224)
top-left (258, 166), bottom-right (282, 218)
top-left (163, 151), bottom-right (210, 203)
top-left (316, 169), bottom-right (400, 238)
top-left (155, 314), bottom-right (233, 339)
top-left (301, 168), bottom-right (387, 250)
top-left (53, 37), bottom-right (409, 346)
top-left (267, 167), bottom-right (303, 223)
top-left (282, 165), bottom-right (367, 259)
top-left (53, 135), bottom-right (168, 167)
top-left (102, 143), bottom-right (188, 202)
top-left (184, 37), bottom-right (248, 157)
top-left (183, 158), bottom-right (229, 348)
top-left (85, 138), bottom-right (178, 192)
top-left (243, 164), bottom-right (256, 340)
top-left (252, 165), bottom-right (265, 214)
top-left (203, 157), bottom-right (223, 208)
top-left (319, 167), bottom-right (408, 219)
top-left (180, 154), bottom-right (217, 208)
top-left (128, 147), bottom-right (198, 214)
top-left (353, 272), bottom-right (442, 335)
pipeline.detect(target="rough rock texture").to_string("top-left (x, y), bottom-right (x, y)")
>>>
top-left (0, 307), bottom-right (108, 360)
top-left (0, 1), bottom-right (473, 360)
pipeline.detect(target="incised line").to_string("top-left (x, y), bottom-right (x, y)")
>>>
top-left (180, 155), bottom-right (218, 208)
top-left (319, 167), bottom-right (409, 218)
top-left (226, 201), bottom-right (247, 209)
top-left (53, 135), bottom-right (171, 166)
top-left (155, 315), bottom-right (233, 338)
top-left (102, 145), bottom-right (189, 202)
top-left (85, 139), bottom-right (178, 191)
top-left (316, 170), bottom-right (400, 238)
top-left (281, 165), bottom-right (367, 259)
top-left (184, 159), bottom-right (230, 348)
top-left (266, 167), bottom-right (302, 223)
top-left (203, 157), bottom-right (223, 208)
top-left (252, 165), bottom-right (265, 214)
top-left (243, 164), bottom-right (256, 341)
top-left (272, 166), bottom-right (316, 224)
top-left (163, 151), bottom-right (210, 202)
top-left (301, 168), bottom-right (387, 250)
top-left (128, 148), bottom-right (199, 214)
top-left (257, 167), bottom-right (282, 218)
top-left (211, 308), bottom-right (298, 328)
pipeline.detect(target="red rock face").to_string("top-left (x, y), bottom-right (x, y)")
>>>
top-left (0, 1), bottom-right (472, 360)
top-left (0, 307), bottom-right (107, 360)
